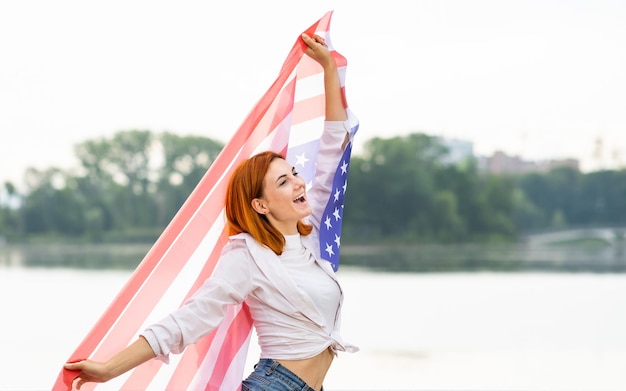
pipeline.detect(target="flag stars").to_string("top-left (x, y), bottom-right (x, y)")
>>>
top-left (318, 147), bottom-right (356, 269)
top-left (295, 152), bottom-right (309, 167)
top-left (340, 160), bottom-right (348, 175)
top-left (324, 216), bottom-right (333, 230)
top-left (325, 243), bottom-right (335, 257)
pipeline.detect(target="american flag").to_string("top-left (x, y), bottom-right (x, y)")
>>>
top-left (54, 11), bottom-right (358, 391)
top-left (286, 130), bottom-right (357, 272)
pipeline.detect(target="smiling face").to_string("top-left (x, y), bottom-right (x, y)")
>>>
top-left (252, 158), bottom-right (311, 235)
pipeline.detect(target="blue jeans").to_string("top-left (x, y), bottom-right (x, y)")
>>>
top-left (241, 359), bottom-right (322, 391)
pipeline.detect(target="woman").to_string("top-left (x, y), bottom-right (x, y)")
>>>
top-left (64, 32), bottom-right (358, 391)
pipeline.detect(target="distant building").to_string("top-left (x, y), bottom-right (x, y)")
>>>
top-left (437, 137), bottom-right (475, 165)
top-left (479, 150), bottom-right (580, 174)
top-left (433, 136), bottom-right (580, 174)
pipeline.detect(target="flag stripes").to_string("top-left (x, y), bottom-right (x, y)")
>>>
top-left (56, 11), bottom-right (349, 390)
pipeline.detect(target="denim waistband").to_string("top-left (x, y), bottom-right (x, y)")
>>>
top-left (242, 358), bottom-right (321, 391)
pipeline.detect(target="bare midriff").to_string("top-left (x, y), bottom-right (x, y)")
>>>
top-left (276, 346), bottom-right (334, 391)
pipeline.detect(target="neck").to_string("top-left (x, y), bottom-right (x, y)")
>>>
top-left (270, 220), bottom-right (299, 236)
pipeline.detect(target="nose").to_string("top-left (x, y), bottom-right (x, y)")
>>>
top-left (294, 174), bottom-right (306, 188)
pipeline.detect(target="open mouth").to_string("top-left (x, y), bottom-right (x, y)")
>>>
top-left (293, 194), bottom-right (306, 204)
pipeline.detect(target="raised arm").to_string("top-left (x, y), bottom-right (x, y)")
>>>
top-left (301, 33), bottom-right (348, 122)
top-left (300, 34), bottom-right (352, 234)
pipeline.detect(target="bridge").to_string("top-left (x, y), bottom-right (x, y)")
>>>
top-left (524, 226), bottom-right (626, 246)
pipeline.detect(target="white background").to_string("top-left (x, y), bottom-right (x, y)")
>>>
top-left (1, 0), bottom-right (625, 187)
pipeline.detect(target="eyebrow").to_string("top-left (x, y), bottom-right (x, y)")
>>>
top-left (273, 167), bottom-right (296, 184)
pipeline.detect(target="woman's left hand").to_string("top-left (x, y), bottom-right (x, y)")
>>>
top-left (301, 33), bottom-right (334, 69)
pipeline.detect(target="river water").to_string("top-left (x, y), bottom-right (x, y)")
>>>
top-left (1, 263), bottom-right (625, 391)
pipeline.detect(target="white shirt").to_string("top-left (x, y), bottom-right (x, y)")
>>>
top-left (281, 233), bottom-right (341, 332)
top-left (141, 120), bottom-right (358, 361)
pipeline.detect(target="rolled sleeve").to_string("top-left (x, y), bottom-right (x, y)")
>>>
top-left (141, 242), bottom-right (254, 362)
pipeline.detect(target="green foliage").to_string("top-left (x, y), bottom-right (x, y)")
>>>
top-left (7, 130), bottom-right (224, 241)
top-left (4, 129), bottom-right (626, 247)
top-left (343, 133), bottom-right (448, 241)
top-left (516, 167), bottom-right (626, 229)
top-left (343, 133), bottom-right (519, 243)
top-left (157, 132), bottom-right (224, 226)
top-left (0, 182), bottom-right (20, 238)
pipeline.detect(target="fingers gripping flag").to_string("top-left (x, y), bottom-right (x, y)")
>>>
top-left (55, 11), bottom-right (358, 391)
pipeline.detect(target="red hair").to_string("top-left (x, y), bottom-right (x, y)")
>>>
top-left (225, 151), bottom-right (312, 255)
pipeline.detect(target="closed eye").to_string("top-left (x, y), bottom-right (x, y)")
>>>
top-left (277, 168), bottom-right (299, 187)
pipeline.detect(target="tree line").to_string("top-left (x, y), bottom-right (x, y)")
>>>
top-left (1, 130), bottom-right (625, 244)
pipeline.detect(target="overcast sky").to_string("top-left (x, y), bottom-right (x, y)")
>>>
top-left (1, 0), bottom-right (625, 187)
